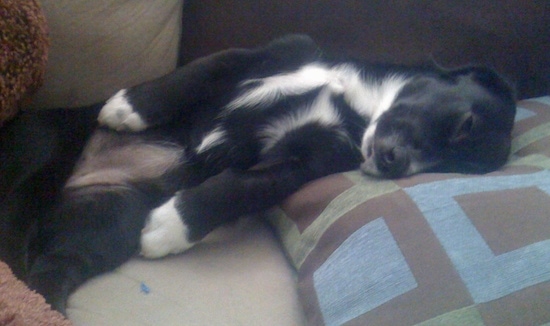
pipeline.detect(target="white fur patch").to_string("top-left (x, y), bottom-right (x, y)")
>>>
top-left (140, 196), bottom-right (194, 259)
top-left (259, 89), bottom-right (342, 153)
top-left (360, 123), bottom-right (377, 163)
top-left (195, 127), bottom-right (227, 154)
top-left (98, 89), bottom-right (148, 132)
top-left (336, 69), bottom-right (409, 165)
top-left (359, 157), bottom-right (379, 176)
top-left (332, 65), bottom-right (410, 120)
top-left (226, 63), bottom-right (336, 110)
top-left (225, 62), bottom-right (408, 121)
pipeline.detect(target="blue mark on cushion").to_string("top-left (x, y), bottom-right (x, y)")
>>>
top-left (405, 170), bottom-right (550, 303)
top-left (140, 282), bottom-right (151, 294)
top-left (313, 218), bottom-right (417, 326)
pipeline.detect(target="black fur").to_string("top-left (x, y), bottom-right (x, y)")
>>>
top-left (0, 35), bottom-right (516, 313)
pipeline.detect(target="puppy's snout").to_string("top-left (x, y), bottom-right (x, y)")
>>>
top-left (381, 147), bottom-right (396, 165)
top-left (366, 142), bottom-right (374, 158)
top-left (376, 143), bottom-right (409, 178)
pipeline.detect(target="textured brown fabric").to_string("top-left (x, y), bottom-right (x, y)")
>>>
top-left (0, 261), bottom-right (71, 326)
top-left (0, 0), bottom-right (49, 126)
top-left (271, 97), bottom-right (550, 325)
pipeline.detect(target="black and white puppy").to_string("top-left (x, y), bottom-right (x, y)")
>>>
top-left (25, 35), bottom-right (516, 312)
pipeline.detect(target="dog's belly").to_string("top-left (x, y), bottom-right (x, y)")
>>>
top-left (65, 129), bottom-right (184, 189)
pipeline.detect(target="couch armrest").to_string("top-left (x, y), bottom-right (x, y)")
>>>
top-left (27, 0), bottom-right (183, 110)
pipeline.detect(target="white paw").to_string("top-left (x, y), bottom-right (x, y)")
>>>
top-left (98, 89), bottom-right (148, 131)
top-left (140, 196), bottom-right (195, 259)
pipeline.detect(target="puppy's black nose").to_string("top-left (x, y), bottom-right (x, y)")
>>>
top-left (376, 144), bottom-right (409, 178)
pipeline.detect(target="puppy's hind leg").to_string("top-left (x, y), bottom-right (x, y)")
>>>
top-left (139, 165), bottom-right (302, 260)
top-left (97, 47), bottom-right (268, 132)
top-left (98, 34), bottom-right (320, 132)
top-left (141, 121), bottom-right (364, 259)
top-left (27, 185), bottom-right (153, 314)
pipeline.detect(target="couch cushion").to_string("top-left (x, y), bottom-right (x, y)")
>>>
top-left (269, 96), bottom-right (550, 325)
top-left (27, 0), bottom-right (183, 109)
top-left (66, 218), bottom-right (305, 326)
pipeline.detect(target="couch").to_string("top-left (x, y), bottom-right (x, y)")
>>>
top-left (2, 0), bottom-right (550, 325)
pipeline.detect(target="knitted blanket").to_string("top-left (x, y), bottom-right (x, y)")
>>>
top-left (0, 261), bottom-right (71, 326)
top-left (0, 0), bottom-right (49, 126)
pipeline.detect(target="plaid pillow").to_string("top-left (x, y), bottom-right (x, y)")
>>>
top-left (268, 96), bottom-right (550, 326)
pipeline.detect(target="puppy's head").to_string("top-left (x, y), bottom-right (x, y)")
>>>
top-left (360, 66), bottom-right (516, 178)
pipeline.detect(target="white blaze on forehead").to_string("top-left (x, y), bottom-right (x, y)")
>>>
top-left (226, 63), bottom-right (335, 110)
top-left (361, 123), bottom-right (377, 157)
top-left (339, 70), bottom-right (410, 166)
top-left (259, 89), bottom-right (342, 153)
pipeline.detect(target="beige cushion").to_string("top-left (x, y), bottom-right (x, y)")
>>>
top-left (28, 0), bottom-right (183, 109)
top-left (66, 218), bottom-right (305, 326)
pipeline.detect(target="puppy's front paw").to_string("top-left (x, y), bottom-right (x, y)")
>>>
top-left (98, 89), bottom-right (148, 132)
top-left (140, 196), bottom-right (195, 259)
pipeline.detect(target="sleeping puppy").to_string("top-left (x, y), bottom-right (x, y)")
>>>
top-left (22, 34), bottom-right (516, 312)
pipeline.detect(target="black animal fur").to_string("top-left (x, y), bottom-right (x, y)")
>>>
top-left (0, 35), bottom-right (516, 313)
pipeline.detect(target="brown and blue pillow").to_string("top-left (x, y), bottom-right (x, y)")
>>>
top-left (269, 96), bottom-right (550, 325)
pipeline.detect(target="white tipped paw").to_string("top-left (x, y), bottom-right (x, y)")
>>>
top-left (98, 89), bottom-right (148, 132)
top-left (140, 196), bottom-right (195, 259)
